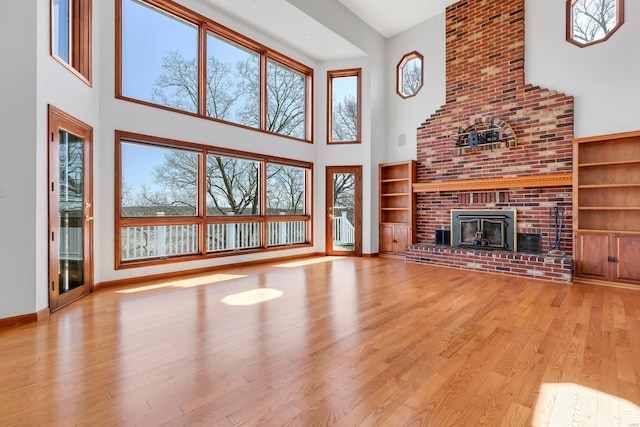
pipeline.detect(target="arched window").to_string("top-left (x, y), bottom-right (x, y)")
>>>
top-left (567, 0), bottom-right (624, 47)
top-left (396, 51), bottom-right (423, 99)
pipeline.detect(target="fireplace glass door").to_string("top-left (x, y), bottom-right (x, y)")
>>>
top-left (454, 211), bottom-right (513, 250)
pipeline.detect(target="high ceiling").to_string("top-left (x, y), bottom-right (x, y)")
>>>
top-left (200, 0), bottom-right (456, 61)
top-left (337, 0), bottom-right (458, 38)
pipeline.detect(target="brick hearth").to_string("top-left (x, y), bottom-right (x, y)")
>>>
top-left (406, 244), bottom-right (573, 283)
top-left (411, 0), bottom-right (574, 282)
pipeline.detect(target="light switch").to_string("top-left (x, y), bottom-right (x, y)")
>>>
top-left (0, 184), bottom-right (5, 198)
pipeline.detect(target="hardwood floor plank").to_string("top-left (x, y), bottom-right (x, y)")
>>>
top-left (2, 257), bottom-right (640, 426)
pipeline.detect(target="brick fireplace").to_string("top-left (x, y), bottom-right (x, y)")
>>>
top-left (407, 0), bottom-right (574, 282)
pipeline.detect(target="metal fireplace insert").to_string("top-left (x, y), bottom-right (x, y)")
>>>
top-left (451, 209), bottom-right (516, 251)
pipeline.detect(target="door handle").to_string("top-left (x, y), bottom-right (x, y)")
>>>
top-left (85, 215), bottom-right (94, 221)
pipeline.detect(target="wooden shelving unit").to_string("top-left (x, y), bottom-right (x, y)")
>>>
top-left (379, 161), bottom-right (416, 255)
top-left (573, 131), bottom-right (640, 285)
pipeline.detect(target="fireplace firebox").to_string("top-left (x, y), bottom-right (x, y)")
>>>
top-left (451, 209), bottom-right (516, 251)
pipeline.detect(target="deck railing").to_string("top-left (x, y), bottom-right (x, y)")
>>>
top-left (267, 221), bottom-right (306, 246)
top-left (333, 212), bottom-right (355, 245)
top-left (121, 224), bottom-right (198, 261)
top-left (207, 222), bottom-right (261, 252)
top-left (121, 220), bottom-right (308, 260)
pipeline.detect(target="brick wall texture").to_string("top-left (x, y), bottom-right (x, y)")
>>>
top-left (415, 0), bottom-right (574, 256)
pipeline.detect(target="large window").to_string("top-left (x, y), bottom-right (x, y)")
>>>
top-left (117, 0), bottom-right (313, 142)
top-left (116, 132), bottom-right (312, 267)
top-left (566, 0), bottom-right (624, 47)
top-left (327, 69), bottom-right (361, 144)
top-left (121, 0), bottom-right (198, 112)
top-left (51, 0), bottom-right (92, 84)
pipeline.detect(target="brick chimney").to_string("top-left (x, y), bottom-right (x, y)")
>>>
top-left (415, 0), bottom-right (574, 256)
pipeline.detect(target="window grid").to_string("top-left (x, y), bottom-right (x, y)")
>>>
top-left (117, 0), bottom-right (313, 142)
top-left (115, 131), bottom-right (312, 268)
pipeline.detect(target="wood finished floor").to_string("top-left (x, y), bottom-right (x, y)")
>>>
top-left (2, 256), bottom-right (640, 426)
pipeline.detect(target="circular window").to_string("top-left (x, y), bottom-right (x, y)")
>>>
top-left (396, 51), bottom-right (423, 98)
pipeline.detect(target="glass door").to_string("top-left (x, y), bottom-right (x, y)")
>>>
top-left (326, 166), bottom-right (362, 256)
top-left (49, 106), bottom-right (93, 312)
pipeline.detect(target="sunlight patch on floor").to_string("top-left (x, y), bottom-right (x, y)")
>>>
top-left (273, 256), bottom-right (344, 268)
top-left (116, 273), bottom-right (246, 294)
top-left (533, 382), bottom-right (640, 426)
top-left (220, 288), bottom-right (283, 306)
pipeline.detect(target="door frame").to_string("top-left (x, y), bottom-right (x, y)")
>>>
top-left (326, 166), bottom-right (362, 256)
top-left (48, 105), bottom-right (94, 312)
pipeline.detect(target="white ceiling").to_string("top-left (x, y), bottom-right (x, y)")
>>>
top-left (200, 0), bottom-right (456, 61)
top-left (337, 0), bottom-right (458, 38)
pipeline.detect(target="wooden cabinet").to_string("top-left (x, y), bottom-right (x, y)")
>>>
top-left (380, 223), bottom-right (410, 254)
top-left (379, 161), bottom-right (416, 255)
top-left (573, 131), bottom-right (640, 285)
top-left (575, 232), bottom-right (640, 284)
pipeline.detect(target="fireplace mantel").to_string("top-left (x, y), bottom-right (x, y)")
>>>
top-left (412, 173), bottom-right (572, 193)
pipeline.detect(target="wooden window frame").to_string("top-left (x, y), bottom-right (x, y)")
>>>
top-left (396, 51), bottom-right (423, 99)
top-left (50, 0), bottom-right (92, 85)
top-left (115, 0), bottom-right (313, 143)
top-left (115, 130), bottom-right (313, 269)
top-left (566, 0), bottom-right (624, 48)
top-left (327, 68), bottom-right (361, 145)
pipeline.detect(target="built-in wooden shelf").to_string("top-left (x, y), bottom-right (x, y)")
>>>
top-left (573, 130), bottom-right (640, 286)
top-left (412, 173), bottom-right (572, 193)
top-left (379, 161), bottom-right (416, 255)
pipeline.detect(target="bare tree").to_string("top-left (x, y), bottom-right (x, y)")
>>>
top-left (152, 51), bottom-right (198, 113)
top-left (572, 0), bottom-right (617, 43)
top-left (266, 164), bottom-right (304, 214)
top-left (332, 94), bottom-right (358, 141)
top-left (58, 133), bottom-right (84, 211)
top-left (332, 173), bottom-right (355, 209)
top-left (138, 150), bottom-right (198, 215)
top-left (206, 156), bottom-right (259, 215)
top-left (152, 51), bottom-right (305, 139)
top-left (402, 59), bottom-right (422, 96)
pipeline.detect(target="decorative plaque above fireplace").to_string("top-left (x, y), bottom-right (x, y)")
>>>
top-left (451, 209), bottom-right (517, 252)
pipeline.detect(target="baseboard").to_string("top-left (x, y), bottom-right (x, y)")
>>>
top-left (378, 253), bottom-right (405, 260)
top-left (37, 307), bottom-right (51, 320)
top-left (0, 306), bottom-right (51, 330)
top-left (0, 313), bottom-right (37, 330)
top-left (362, 253), bottom-right (379, 258)
top-left (96, 252), bottom-right (325, 289)
top-left (573, 277), bottom-right (640, 290)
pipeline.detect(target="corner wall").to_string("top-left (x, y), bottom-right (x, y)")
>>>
top-left (0, 2), bottom-right (38, 318)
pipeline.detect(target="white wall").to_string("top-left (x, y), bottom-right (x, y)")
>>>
top-left (383, 0), bottom-right (640, 160)
top-left (386, 14), bottom-right (447, 163)
top-left (0, 2), bottom-right (39, 318)
top-left (525, 0), bottom-right (640, 137)
top-left (33, 0), bottom-right (102, 315)
top-left (288, 0), bottom-right (387, 253)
